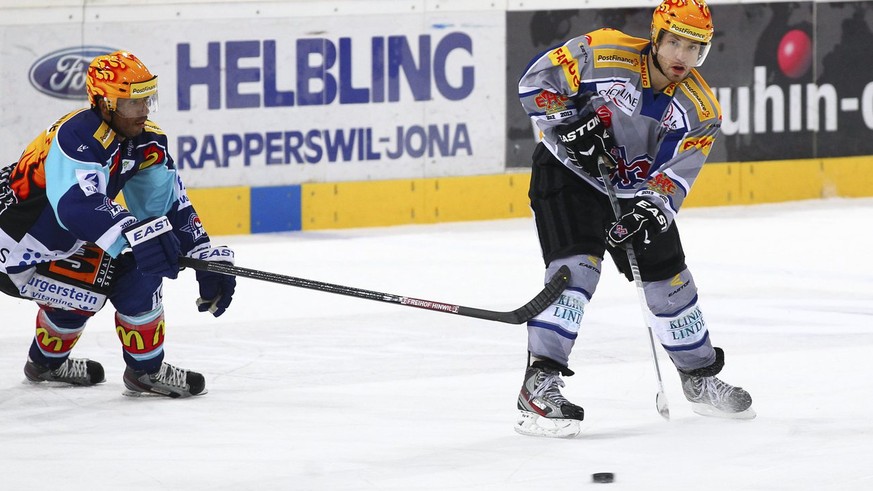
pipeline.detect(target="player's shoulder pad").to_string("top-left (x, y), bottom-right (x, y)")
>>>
top-left (585, 28), bottom-right (649, 51)
top-left (143, 120), bottom-right (166, 136)
top-left (55, 108), bottom-right (116, 155)
top-left (678, 69), bottom-right (721, 123)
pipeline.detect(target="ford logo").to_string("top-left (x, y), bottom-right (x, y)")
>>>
top-left (29, 46), bottom-right (115, 100)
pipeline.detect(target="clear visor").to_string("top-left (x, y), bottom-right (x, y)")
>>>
top-left (655, 32), bottom-right (712, 67)
top-left (114, 93), bottom-right (158, 118)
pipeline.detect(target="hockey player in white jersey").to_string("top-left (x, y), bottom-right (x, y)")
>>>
top-left (515, 0), bottom-right (754, 437)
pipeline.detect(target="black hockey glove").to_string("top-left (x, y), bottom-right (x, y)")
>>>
top-left (189, 245), bottom-right (236, 317)
top-left (556, 113), bottom-right (617, 177)
top-left (123, 216), bottom-right (181, 279)
top-left (607, 199), bottom-right (669, 247)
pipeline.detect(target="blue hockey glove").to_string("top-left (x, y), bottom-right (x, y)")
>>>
top-left (556, 112), bottom-right (617, 177)
top-left (123, 216), bottom-right (180, 278)
top-left (189, 246), bottom-right (236, 317)
top-left (607, 199), bottom-right (669, 247)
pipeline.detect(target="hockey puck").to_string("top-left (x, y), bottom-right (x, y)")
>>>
top-left (592, 472), bottom-right (614, 483)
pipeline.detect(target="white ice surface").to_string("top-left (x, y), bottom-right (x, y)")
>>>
top-left (2, 198), bottom-right (872, 490)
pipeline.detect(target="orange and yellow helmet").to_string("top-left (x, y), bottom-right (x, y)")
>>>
top-left (651, 0), bottom-right (714, 66)
top-left (86, 51), bottom-right (158, 113)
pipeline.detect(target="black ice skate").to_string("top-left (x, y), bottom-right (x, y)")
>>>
top-left (679, 372), bottom-right (755, 419)
top-left (123, 362), bottom-right (206, 398)
top-left (515, 359), bottom-right (584, 438)
top-left (24, 356), bottom-right (105, 386)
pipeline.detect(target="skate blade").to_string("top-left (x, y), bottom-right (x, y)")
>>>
top-left (23, 379), bottom-right (102, 388)
top-left (123, 388), bottom-right (208, 398)
top-left (690, 402), bottom-right (756, 420)
top-left (514, 410), bottom-right (582, 438)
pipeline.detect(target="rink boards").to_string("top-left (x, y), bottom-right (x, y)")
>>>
top-left (192, 154), bottom-right (872, 234)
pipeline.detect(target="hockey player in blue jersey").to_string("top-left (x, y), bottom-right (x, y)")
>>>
top-left (515, 0), bottom-right (755, 437)
top-left (0, 50), bottom-right (235, 398)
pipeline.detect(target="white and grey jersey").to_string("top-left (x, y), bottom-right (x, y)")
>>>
top-left (519, 28), bottom-right (722, 223)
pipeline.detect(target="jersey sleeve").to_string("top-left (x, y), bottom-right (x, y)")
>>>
top-left (122, 131), bottom-right (212, 256)
top-left (518, 33), bottom-right (594, 134)
top-left (637, 69), bottom-right (722, 219)
top-left (640, 119), bottom-right (720, 219)
top-left (44, 124), bottom-right (135, 258)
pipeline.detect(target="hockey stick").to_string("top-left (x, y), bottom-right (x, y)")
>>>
top-left (598, 159), bottom-right (671, 421)
top-left (178, 257), bottom-right (570, 325)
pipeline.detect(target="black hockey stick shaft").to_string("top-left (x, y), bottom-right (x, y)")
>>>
top-left (599, 158), bottom-right (671, 420)
top-left (179, 257), bottom-right (569, 325)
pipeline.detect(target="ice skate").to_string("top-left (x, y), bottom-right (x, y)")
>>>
top-left (515, 359), bottom-right (584, 438)
top-left (24, 356), bottom-right (105, 386)
top-left (680, 372), bottom-right (755, 419)
top-left (123, 362), bottom-right (206, 398)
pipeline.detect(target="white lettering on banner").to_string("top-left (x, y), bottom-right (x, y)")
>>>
top-left (176, 124), bottom-right (472, 168)
top-left (715, 66), bottom-right (873, 134)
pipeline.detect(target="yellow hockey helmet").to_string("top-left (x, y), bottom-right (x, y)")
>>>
top-left (651, 0), bottom-right (714, 65)
top-left (86, 51), bottom-right (158, 114)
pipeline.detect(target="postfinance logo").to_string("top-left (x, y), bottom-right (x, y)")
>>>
top-left (593, 49), bottom-right (640, 71)
top-left (681, 78), bottom-right (716, 121)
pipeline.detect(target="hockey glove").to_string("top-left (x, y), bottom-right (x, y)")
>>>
top-left (123, 216), bottom-right (181, 279)
top-left (607, 199), bottom-right (669, 248)
top-left (189, 246), bottom-right (236, 317)
top-left (556, 112), bottom-right (617, 177)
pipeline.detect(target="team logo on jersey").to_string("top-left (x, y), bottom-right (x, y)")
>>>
top-left (535, 91), bottom-right (570, 116)
top-left (180, 214), bottom-right (205, 242)
top-left (680, 135), bottom-right (715, 156)
top-left (607, 148), bottom-right (653, 190)
top-left (138, 142), bottom-right (167, 170)
top-left (96, 196), bottom-right (125, 218)
top-left (647, 174), bottom-right (677, 196)
top-left (593, 49), bottom-right (640, 71)
top-left (29, 46), bottom-right (115, 100)
top-left (547, 46), bottom-right (580, 93)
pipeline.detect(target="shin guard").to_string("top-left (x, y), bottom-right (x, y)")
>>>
top-left (644, 270), bottom-right (716, 371)
top-left (115, 307), bottom-right (165, 373)
top-left (527, 255), bottom-right (600, 366)
top-left (29, 308), bottom-right (89, 367)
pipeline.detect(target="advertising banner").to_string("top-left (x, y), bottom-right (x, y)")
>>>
top-left (2, 6), bottom-right (506, 188)
top-left (506, 1), bottom-right (873, 166)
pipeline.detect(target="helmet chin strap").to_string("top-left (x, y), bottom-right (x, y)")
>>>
top-left (651, 44), bottom-right (670, 80)
top-left (104, 109), bottom-right (130, 140)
